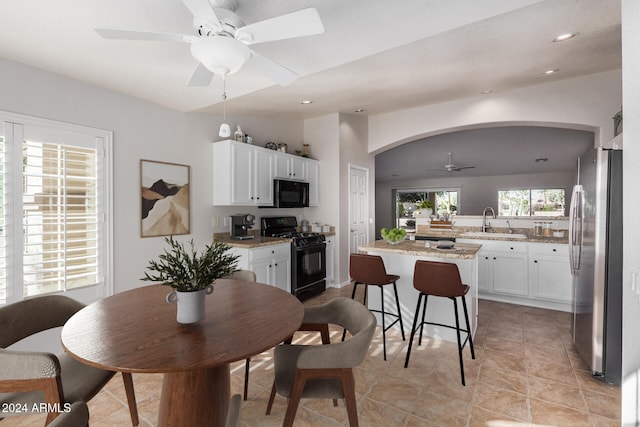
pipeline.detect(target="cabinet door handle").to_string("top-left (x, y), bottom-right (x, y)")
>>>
top-left (553, 248), bottom-right (557, 252)
top-left (510, 247), bottom-right (514, 250)
top-left (493, 257), bottom-right (496, 260)
top-left (534, 260), bottom-right (538, 263)
top-left (256, 197), bottom-right (260, 200)
top-left (275, 263), bottom-right (278, 266)
top-left (251, 196), bottom-right (254, 200)
top-left (485, 256), bottom-right (489, 260)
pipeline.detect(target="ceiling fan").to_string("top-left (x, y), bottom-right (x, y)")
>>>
top-left (94, 0), bottom-right (324, 87)
top-left (428, 152), bottom-right (476, 172)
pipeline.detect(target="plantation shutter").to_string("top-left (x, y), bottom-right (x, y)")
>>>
top-left (1, 112), bottom-right (112, 305)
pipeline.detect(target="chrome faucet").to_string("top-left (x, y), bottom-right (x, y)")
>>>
top-left (482, 207), bottom-right (496, 232)
top-left (506, 220), bottom-right (513, 234)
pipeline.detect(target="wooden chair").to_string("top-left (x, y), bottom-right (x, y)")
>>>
top-left (404, 260), bottom-right (475, 385)
top-left (0, 295), bottom-right (139, 426)
top-left (266, 297), bottom-right (376, 427)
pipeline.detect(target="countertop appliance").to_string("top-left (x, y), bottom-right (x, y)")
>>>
top-left (261, 216), bottom-right (326, 301)
top-left (230, 214), bottom-right (255, 240)
top-left (272, 179), bottom-right (309, 208)
top-left (569, 146), bottom-right (622, 385)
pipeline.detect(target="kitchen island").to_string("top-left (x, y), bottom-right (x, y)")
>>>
top-left (357, 239), bottom-right (481, 343)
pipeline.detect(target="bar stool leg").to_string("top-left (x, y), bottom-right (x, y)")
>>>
top-left (392, 282), bottom-right (405, 340)
top-left (461, 295), bottom-right (475, 359)
top-left (452, 297), bottom-right (466, 386)
top-left (244, 358), bottom-right (250, 400)
top-left (418, 295), bottom-right (428, 346)
top-left (404, 293), bottom-right (423, 368)
top-left (380, 285), bottom-right (387, 360)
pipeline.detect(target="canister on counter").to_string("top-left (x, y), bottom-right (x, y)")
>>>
top-left (534, 221), bottom-right (544, 236)
top-left (542, 221), bottom-right (553, 237)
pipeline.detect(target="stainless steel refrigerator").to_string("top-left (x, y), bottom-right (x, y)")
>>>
top-left (569, 146), bottom-right (622, 385)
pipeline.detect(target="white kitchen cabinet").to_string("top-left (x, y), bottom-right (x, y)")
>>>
top-left (229, 243), bottom-right (291, 293)
top-left (528, 243), bottom-right (572, 303)
top-left (307, 158), bottom-right (319, 206)
top-left (213, 140), bottom-right (274, 206)
top-left (274, 152), bottom-right (307, 181)
top-left (325, 236), bottom-right (334, 284)
top-left (461, 239), bottom-right (528, 297)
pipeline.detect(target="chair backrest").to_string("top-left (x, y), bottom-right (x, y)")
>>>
top-left (222, 270), bottom-right (256, 282)
top-left (0, 295), bottom-right (85, 348)
top-left (349, 253), bottom-right (388, 285)
top-left (299, 297), bottom-right (376, 369)
top-left (413, 260), bottom-right (467, 298)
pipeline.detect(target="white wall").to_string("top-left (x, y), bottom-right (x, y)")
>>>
top-left (369, 70), bottom-right (622, 154)
top-left (0, 57), bottom-right (303, 294)
top-left (621, 0), bottom-right (640, 424)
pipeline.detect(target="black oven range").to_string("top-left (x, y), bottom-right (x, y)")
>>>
top-left (261, 216), bottom-right (326, 301)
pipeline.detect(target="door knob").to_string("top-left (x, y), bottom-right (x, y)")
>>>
top-left (351, 229), bottom-right (356, 232)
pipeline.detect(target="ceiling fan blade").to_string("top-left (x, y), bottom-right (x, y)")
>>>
top-left (187, 63), bottom-right (215, 86)
top-left (249, 50), bottom-right (298, 86)
top-left (182, 0), bottom-right (221, 29)
top-left (455, 166), bottom-right (476, 171)
top-left (236, 8), bottom-right (324, 45)
top-left (95, 28), bottom-right (194, 43)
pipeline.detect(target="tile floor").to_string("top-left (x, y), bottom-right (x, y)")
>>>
top-left (3, 286), bottom-right (621, 426)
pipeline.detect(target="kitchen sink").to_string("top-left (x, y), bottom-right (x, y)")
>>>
top-left (460, 231), bottom-right (527, 239)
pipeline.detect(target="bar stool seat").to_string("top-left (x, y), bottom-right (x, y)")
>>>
top-left (404, 260), bottom-right (475, 385)
top-left (345, 253), bottom-right (405, 360)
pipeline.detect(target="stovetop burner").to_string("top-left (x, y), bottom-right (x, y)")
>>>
top-left (261, 216), bottom-right (325, 247)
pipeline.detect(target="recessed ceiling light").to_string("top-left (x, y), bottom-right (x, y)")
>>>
top-left (552, 33), bottom-right (576, 42)
top-left (543, 69), bottom-right (559, 75)
top-left (480, 90), bottom-right (493, 94)
top-left (301, 100), bottom-right (313, 105)
top-left (355, 108), bottom-right (365, 113)
top-left (391, 174), bottom-right (399, 177)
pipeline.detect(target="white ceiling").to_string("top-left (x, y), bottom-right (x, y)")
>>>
top-left (0, 0), bottom-right (621, 119)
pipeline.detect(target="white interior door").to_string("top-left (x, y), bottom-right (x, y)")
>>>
top-left (349, 165), bottom-right (369, 254)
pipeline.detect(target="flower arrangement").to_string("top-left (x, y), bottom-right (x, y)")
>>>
top-left (142, 236), bottom-right (239, 292)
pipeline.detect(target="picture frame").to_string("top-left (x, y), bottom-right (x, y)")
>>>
top-left (140, 159), bottom-right (190, 238)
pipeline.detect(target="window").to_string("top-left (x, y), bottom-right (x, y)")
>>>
top-left (394, 188), bottom-right (459, 231)
top-left (1, 112), bottom-right (112, 305)
top-left (498, 188), bottom-right (565, 217)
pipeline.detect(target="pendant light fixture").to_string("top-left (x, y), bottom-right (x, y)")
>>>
top-left (218, 74), bottom-right (231, 138)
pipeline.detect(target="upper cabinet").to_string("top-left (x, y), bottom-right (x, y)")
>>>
top-left (213, 140), bottom-right (274, 206)
top-left (213, 140), bottom-right (319, 207)
top-left (274, 152), bottom-right (307, 181)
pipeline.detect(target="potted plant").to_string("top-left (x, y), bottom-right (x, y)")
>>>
top-left (142, 236), bottom-right (240, 323)
top-left (418, 199), bottom-right (434, 216)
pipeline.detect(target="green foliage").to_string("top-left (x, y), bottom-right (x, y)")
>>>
top-left (142, 236), bottom-right (239, 292)
top-left (419, 200), bottom-right (434, 210)
top-left (380, 227), bottom-right (407, 242)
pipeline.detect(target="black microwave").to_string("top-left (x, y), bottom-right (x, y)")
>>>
top-left (273, 179), bottom-right (309, 208)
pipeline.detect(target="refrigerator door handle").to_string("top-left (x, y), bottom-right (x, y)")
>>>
top-left (568, 185), bottom-right (583, 274)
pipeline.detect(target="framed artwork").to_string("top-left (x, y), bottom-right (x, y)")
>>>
top-left (140, 159), bottom-right (190, 237)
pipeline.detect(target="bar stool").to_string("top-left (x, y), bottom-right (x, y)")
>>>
top-left (345, 253), bottom-right (405, 360)
top-left (404, 260), bottom-right (475, 386)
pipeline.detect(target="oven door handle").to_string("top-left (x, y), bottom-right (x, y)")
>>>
top-left (294, 243), bottom-right (326, 251)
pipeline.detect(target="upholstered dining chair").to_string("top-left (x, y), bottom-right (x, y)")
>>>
top-left (266, 297), bottom-right (376, 427)
top-left (221, 269), bottom-right (257, 401)
top-left (49, 402), bottom-right (89, 427)
top-left (0, 295), bottom-right (139, 426)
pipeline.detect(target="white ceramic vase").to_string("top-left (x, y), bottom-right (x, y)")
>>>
top-left (166, 284), bottom-right (214, 324)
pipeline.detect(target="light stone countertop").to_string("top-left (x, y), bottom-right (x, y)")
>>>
top-left (359, 240), bottom-right (482, 259)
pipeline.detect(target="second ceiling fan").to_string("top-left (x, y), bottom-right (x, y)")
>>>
top-left (428, 152), bottom-right (476, 172)
top-left (95, 0), bottom-right (324, 87)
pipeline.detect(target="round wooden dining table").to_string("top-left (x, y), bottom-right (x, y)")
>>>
top-left (61, 279), bottom-right (304, 427)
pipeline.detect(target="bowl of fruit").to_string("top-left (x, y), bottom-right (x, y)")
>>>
top-left (380, 227), bottom-right (407, 245)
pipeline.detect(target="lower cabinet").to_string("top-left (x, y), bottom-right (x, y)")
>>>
top-left (229, 243), bottom-right (291, 293)
top-left (325, 236), bottom-right (334, 284)
top-left (528, 243), bottom-right (573, 303)
top-left (459, 239), bottom-right (571, 311)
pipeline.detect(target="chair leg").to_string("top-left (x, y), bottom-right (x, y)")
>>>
top-left (341, 370), bottom-right (359, 427)
top-left (452, 298), bottom-right (466, 386)
top-left (418, 295), bottom-right (428, 346)
top-left (244, 358), bottom-right (251, 401)
top-left (121, 372), bottom-right (139, 426)
top-left (461, 295), bottom-right (475, 359)
top-left (265, 380), bottom-right (277, 415)
top-left (380, 285), bottom-right (387, 361)
top-left (392, 282), bottom-right (405, 340)
top-left (283, 373), bottom-right (306, 427)
top-left (404, 293), bottom-right (423, 368)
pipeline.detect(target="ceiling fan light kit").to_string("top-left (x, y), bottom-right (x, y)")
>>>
top-left (190, 36), bottom-right (250, 75)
